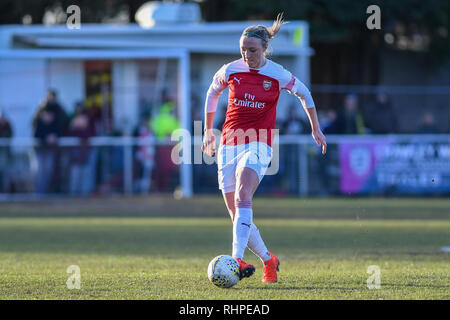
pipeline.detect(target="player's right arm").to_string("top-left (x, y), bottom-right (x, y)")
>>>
top-left (202, 65), bottom-right (228, 156)
top-left (202, 111), bottom-right (216, 156)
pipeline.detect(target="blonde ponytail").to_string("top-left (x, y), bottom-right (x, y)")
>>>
top-left (241, 13), bottom-right (289, 55)
top-left (267, 12), bottom-right (288, 40)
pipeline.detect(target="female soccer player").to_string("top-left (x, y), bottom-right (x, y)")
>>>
top-left (202, 14), bottom-right (327, 283)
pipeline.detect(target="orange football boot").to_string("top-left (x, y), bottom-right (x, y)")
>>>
top-left (236, 258), bottom-right (255, 280)
top-left (262, 252), bottom-right (279, 283)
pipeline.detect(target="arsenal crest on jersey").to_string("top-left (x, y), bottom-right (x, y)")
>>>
top-left (263, 80), bottom-right (272, 91)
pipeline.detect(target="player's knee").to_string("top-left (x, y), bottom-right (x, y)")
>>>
top-left (235, 184), bottom-right (253, 202)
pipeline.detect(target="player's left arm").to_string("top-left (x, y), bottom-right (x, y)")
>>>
top-left (284, 75), bottom-right (327, 155)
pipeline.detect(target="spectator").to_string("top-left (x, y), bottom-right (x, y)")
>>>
top-left (279, 105), bottom-right (308, 194)
top-left (281, 105), bottom-right (308, 134)
top-left (133, 114), bottom-right (155, 194)
top-left (33, 90), bottom-right (71, 193)
top-left (365, 92), bottom-right (397, 134)
top-left (0, 109), bottom-right (12, 138)
top-left (150, 96), bottom-right (180, 192)
top-left (67, 104), bottom-right (96, 195)
top-left (43, 89), bottom-right (70, 135)
top-left (33, 102), bottom-right (62, 194)
top-left (321, 109), bottom-right (339, 134)
top-left (0, 109), bottom-right (13, 192)
top-left (334, 94), bottom-right (366, 134)
top-left (150, 101), bottom-right (180, 138)
top-left (418, 111), bottom-right (439, 134)
top-left (69, 101), bottom-right (84, 122)
top-left (318, 108), bottom-right (340, 196)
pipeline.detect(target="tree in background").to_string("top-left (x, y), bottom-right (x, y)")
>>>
top-left (1, 0), bottom-right (448, 73)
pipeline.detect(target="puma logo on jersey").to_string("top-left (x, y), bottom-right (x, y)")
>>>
top-left (233, 77), bottom-right (242, 85)
top-left (241, 223), bottom-right (251, 228)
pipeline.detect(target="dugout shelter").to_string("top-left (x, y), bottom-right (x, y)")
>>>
top-left (0, 10), bottom-right (313, 197)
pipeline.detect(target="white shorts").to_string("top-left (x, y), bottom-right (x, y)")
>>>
top-left (217, 141), bottom-right (273, 194)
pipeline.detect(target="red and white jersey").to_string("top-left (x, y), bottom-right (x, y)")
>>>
top-left (205, 58), bottom-right (315, 147)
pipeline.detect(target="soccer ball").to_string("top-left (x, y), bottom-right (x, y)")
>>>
top-left (207, 255), bottom-right (240, 288)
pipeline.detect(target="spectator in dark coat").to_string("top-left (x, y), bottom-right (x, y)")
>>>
top-left (0, 109), bottom-right (12, 138)
top-left (33, 102), bottom-right (62, 194)
top-left (0, 109), bottom-right (13, 192)
top-left (365, 92), bottom-right (397, 134)
top-left (334, 94), bottom-right (366, 134)
top-left (281, 105), bottom-right (308, 135)
top-left (322, 109), bottom-right (339, 134)
top-left (32, 90), bottom-right (70, 193)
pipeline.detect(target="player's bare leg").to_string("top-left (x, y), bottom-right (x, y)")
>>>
top-left (222, 191), bottom-right (236, 221)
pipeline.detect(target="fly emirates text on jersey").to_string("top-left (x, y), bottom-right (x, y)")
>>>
top-left (233, 93), bottom-right (266, 109)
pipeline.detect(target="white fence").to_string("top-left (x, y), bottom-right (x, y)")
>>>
top-left (0, 134), bottom-right (449, 199)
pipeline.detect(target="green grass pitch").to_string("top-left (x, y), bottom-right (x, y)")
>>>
top-left (0, 196), bottom-right (448, 299)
